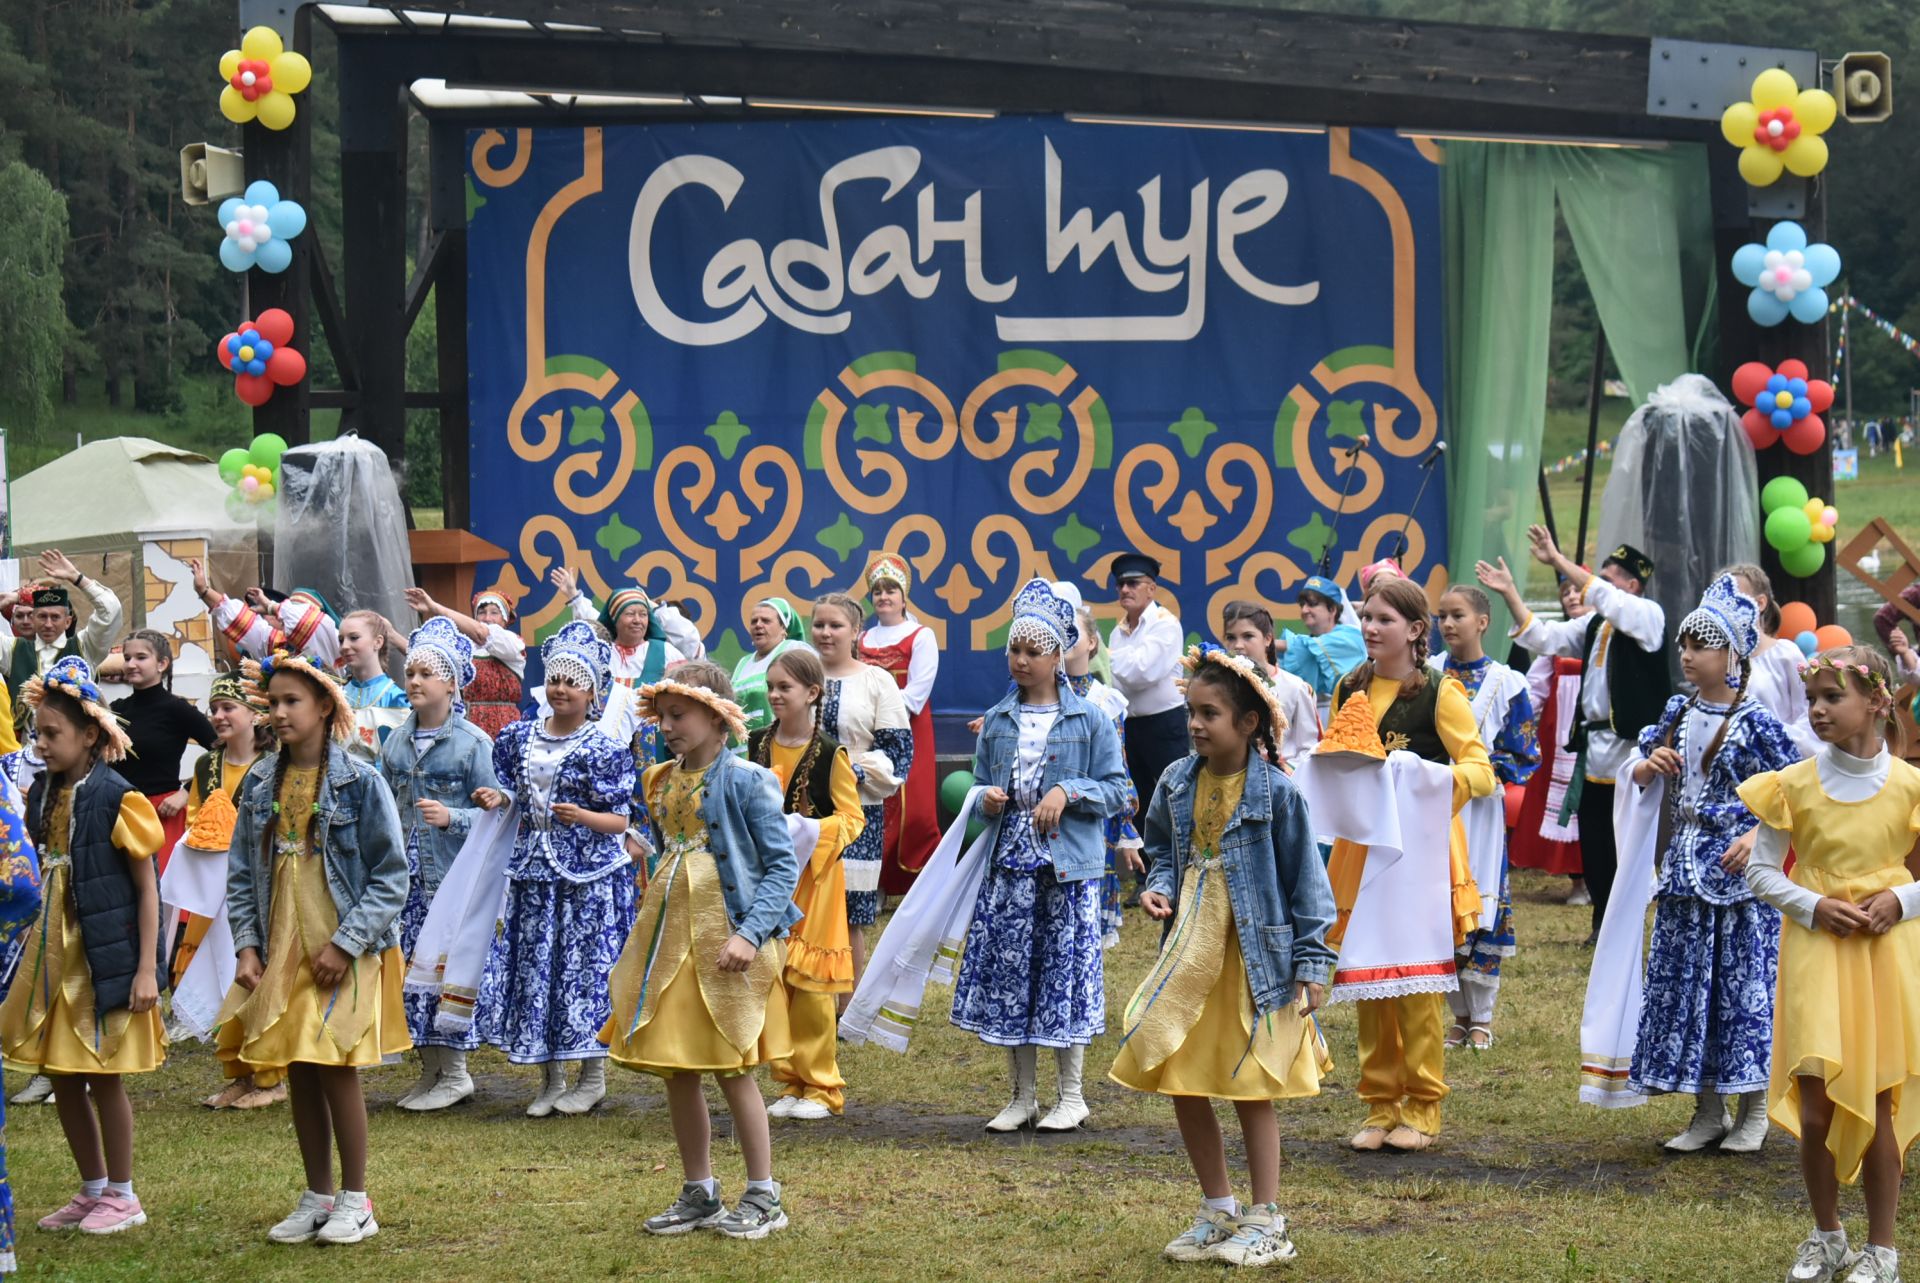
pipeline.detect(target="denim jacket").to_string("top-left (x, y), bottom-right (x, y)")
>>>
top-left (971, 682), bottom-right (1130, 882)
top-left (646, 749), bottom-right (802, 947)
top-left (378, 712), bottom-right (500, 893)
top-left (227, 742), bottom-right (411, 958)
top-left (1143, 755), bottom-right (1338, 1015)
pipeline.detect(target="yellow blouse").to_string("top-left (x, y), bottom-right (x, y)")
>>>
top-left (1326, 674), bottom-right (1494, 946)
top-left (0, 785), bottom-right (165, 1074)
top-left (768, 738), bottom-right (865, 991)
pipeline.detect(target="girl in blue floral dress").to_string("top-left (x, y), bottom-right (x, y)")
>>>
top-left (0, 790), bottom-right (40, 1272)
top-left (1435, 586), bottom-right (1539, 1051)
top-left (1623, 574), bottom-right (1802, 1153)
top-left (470, 622), bottom-right (636, 1119)
top-left (949, 581), bottom-right (1129, 1133)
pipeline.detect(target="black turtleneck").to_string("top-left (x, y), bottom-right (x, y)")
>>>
top-left (109, 684), bottom-right (216, 797)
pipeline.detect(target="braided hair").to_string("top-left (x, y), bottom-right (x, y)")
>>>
top-left (123, 629), bottom-right (177, 692)
top-left (258, 666), bottom-right (336, 868)
top-left (1340, 576), bottom-right (1432, 703)
top-left (754, 647), bottom-right (828, 817)
top-left (1187, 659), bottom-right (1282, 768)
top-left (30, 686), bottom-right (103, 855)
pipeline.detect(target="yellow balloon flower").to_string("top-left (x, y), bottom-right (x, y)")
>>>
top-left (1720, 68), bottom-right (1836, 186)
top-left (217, 25), bottom-right (313, 131)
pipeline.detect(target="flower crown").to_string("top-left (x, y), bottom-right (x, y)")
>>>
top-left (1798, 653), bottom-right (1891, 701)
top-left (636, 678), bottom-right (750, 743)
top-left (1176, 644), bottom-right (1289, 736)
top-left (244, 649), bottom-right (355, 743)
top-left (22, 656), bottom-right (132, 762)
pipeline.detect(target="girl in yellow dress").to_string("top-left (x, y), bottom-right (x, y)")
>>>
top-left (748, 648), bottom-right (865, 1120)
top-left (1326, 575), bottom-right (1495, 1153)
top-left (0, 657), bottom-right (163, 1236)
top-left (1112, 646), bottom-right (1337, 1268)
top-left (1738, 647), bottom-right (1920, 1283)
top-left (601, 663), bottom-right (800, 1240)
top-left (215, 651), bottom-right (411, 1247)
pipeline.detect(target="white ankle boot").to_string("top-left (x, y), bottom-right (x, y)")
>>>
top-left (985, 1046), bottom-right (1039, 1132)
top-left (1664, 1091), bottom-right (1730, 1152)
top-left (404, 1048), bottom-right (476, 1112)
top-left (526, 1061), bottom-right (569, 1117)
top-left (553, 1057), bottom-right (608, 1116)
top-left (396, 1046), bottom-right (441, 1108)
top-left (1719, 1090), bottom-right (1769, 1153)
top-left (1036, 1046), bottom-right (1089, 1132)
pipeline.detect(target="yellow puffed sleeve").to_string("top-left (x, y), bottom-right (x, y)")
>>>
top-left (0, 685), bottom-right (17, 755)
top-left (112, 789), bottom-right (166, 860)
top-left (1736, 771), bottom-right (1792, 832)
top-left (1432, 676), bottom-right (1497, 813)
top-left (812, 747), bottom-right (867, 874)
top-left (641, 759), bottom-right (675, 814)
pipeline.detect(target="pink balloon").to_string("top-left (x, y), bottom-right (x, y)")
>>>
top-left (1822, 507), bottom-right (1839, 527)
top-left (239, 474), bottom-right (259, 494)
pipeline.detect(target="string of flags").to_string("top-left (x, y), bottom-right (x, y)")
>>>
top-left (1542, 439), bottom-right (1612, 476)
top-left (1831, 294), bottom-right (1920, 363)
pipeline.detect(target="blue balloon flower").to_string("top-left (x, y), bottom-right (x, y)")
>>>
top-left (1732, 221), bottom-right (1843, 329)
top-left (216, 179), bottom-right (308, 275)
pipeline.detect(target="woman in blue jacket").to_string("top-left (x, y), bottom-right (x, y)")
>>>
top-left (950, 580), bottom-right (1129, 1134)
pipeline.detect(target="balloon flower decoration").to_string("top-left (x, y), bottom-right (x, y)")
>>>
top-left (216, 309), bottom-right (307, 407)
top-left (1720, 68), bottom-right (1838, 187)
top-left (218, 26), bottom-right (313, 131)
top-left (217, 181), bottom-right (307, 274)
top-left (1730, 359), bottom-right (1835, 454)
top-left (1761, 476), bottom-right (1838, 579)
top-left (1731, 222), bottom-right (1841, 326)
top-left (217, 433), bottom-right (291, 518)
top-left (1776, 600), bottom-right (1851, 658)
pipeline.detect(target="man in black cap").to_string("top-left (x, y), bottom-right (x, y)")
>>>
top-left (1107, 553), bottom-right (1188, 898)
top-left (1476, 525), bottom-right (1669, 940)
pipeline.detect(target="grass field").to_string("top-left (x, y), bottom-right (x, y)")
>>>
top-left (8, 871), bottom-right (1903, 1283)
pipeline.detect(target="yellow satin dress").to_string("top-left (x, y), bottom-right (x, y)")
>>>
top-left (214, 765), bottom-right (410, 1073)
top-left (1738, 760), bottom-right (1920, 1185)
top-left (0, 788), bottom-right (166, 1075)
top-left (1324, 674), bottom-right (1495, 1137)
top-left (600, 760), bottom-right (791, 1076)
top-left (1110, 766), bottom-right (1328, 1100)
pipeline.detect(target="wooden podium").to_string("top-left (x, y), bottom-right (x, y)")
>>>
top-left (409, 529), bottom-right (510, 612)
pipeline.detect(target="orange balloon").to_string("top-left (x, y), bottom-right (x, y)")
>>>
top-left (1776, 601), bottom-right (1818, 639)
top-left (1812, 624), bottom-right (1853, 652)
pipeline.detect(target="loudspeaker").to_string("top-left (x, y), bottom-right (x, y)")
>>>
top-left (1835, 51), bottom-right (1892, 124)
top-left (179, 143), bottom-right (245, 206)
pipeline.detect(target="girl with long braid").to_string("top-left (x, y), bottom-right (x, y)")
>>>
top-left (215, 650), bottom-right (410, 1246)
top-left (747, 648), bottom-right (865, 1120)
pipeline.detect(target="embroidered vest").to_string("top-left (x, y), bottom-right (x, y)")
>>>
top-left (1340, 673), bottom-right (1446, 764)
top-left (747, 727), bottom-right (844, 819)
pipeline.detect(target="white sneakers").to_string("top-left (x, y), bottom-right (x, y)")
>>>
top-left (10, 1074), bottom-right (53, 1106)
top-left (1164, 1203), bottom-right (1298, 1267)
top-left (316, 1191), bottom-right (378, 1245)
top-left (267, 1191), bottom-right (335, 1244)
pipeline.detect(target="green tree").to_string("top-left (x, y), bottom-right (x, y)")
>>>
top-left (0, 158), bottom-right (69, 432)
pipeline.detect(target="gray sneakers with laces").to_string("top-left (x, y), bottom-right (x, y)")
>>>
top-left (643, 1182), bottom-right (727, 1236)
top-left (266, 1190), bottom-right (334, 1244)
top-left (1163, 1207), bottom-right (1235, 1262)
top-left (1788, 1232), bottom-right (1856, 1283)
top-left (1210, 1203), bottom-right (1298, 1267)
top-left (714, 1183), bottom-right (788, 1239)
top-left (1843, 1247), bottom-right (1902, 1283)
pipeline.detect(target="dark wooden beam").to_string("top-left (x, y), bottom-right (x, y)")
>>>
top-left (307, 234), bottom-right (361, 393)
top-left (403, 230), bottom-right (446, 335)
top-left (337, 43), bottom-right (412, 475)
top-left (429, 119), bottom-right (472, 528)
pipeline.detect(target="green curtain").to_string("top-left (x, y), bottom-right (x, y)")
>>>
top-left (1441, 141), bottom-right (1714, 641)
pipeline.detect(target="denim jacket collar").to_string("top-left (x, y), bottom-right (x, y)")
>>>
top-left (1162, 753), bottom-right (1276, 830)
top-left (982, 678), bottom-right (1094, 727)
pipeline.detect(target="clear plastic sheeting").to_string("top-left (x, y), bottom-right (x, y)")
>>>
top-left (1595, 374), bottom-right (1760, 683)
top-left (272, 434), bottom-right (414, 642)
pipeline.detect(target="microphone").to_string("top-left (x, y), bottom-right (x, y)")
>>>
top-left (1416, 440), bottom-right (1447, 468)
top-left (1340, 433), bottom-right (1371, 458)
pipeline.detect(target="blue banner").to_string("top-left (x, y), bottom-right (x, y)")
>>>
top-left (466, 117), bottom-right (1446, 713)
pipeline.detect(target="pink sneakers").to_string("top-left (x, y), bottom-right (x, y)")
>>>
top-left (77, 1193), bottom-right (146, 1234)
top-left (36, 1195), bottom-right (98, 1231)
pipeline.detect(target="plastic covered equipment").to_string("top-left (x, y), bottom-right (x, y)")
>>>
top-left (272, 434), bottom-right (414, 655)
top-left (1594, 374), bottom-right (1760, 685)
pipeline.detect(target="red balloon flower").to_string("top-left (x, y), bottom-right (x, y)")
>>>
top-left (215, 308), bottom-right (307, 407)
top-left (1729, 358), bottom-right (1834, 455)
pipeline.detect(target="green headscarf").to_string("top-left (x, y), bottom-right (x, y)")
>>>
top-left (762, 596), bottom-right (805, 642)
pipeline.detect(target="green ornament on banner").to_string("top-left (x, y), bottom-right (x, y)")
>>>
top-left (1779, 541), bottom-right (1825, 578)
top-left (1764, 506), bottom-right (1812, 552)
top-left (1760, 476), bottom-right (1810, 514)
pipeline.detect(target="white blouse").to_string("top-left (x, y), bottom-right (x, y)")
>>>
top-left (863, 616), bottom-right (939, 715)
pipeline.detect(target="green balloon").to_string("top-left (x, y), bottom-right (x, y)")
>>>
top-left (1760, 475), bottom-right (1810, 514)
top-left (939, 769), bottom-right (977, 816)
top-left (1764, 506), bottom-right (1812, 552)
top-left (248, 431), bottom-right (289, 475)
top-left (218, 447), bottom-right (250, 485)
top-left (965, 816), bottom-right (986, 843)
top-left (1779, 541), bottom-right (1825, 578)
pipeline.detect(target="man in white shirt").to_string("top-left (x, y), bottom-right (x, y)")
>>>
top-left (1107, 553), bottom-right (1188, 895)
top-left (1478, 526), bottom-right (1670, 940)
top-left (0, 550), bottom-right (125, 736)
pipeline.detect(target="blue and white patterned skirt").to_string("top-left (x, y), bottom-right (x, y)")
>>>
top-left (400, 830), bottom-right (487, 1050)
top-left (1457, 856), bottom-right (1516, 980)
top-left (949, 816), bottom-right (1105, 1048)
top-left (845, 801), bottom-right (885, 928)
top-left (1629, 894), bottom-right (1779, 1096)
top-left (475, 869), bottom-right (637, 1063)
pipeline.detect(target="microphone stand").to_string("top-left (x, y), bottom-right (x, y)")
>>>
top-left (1319, 435), bottom-right (1371, 577)
top-left (1389, 442), bottom-right (1447, 563)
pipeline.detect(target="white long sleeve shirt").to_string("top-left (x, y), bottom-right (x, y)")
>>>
top-left (1109, 601), bottom-right (1185, 718)
top-left (0, 576), bottom-right (123, 673)
top-left (1272, 666), bottom-right (1321, 765)
top-left (570, 594), bottom-right (705, 663)
top-left (1746, 744), bottom-right (1920, 928)
top-left (479, 621), bottom-right (526, 678)
top-left (862, 617), bottom-right (939, 716)
top-left (1511, 577), bottom-right (1665, 783)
